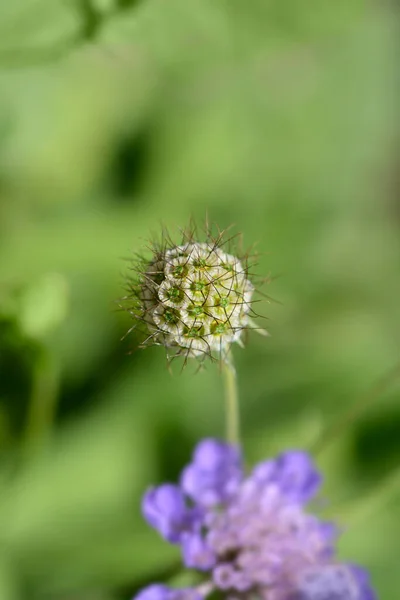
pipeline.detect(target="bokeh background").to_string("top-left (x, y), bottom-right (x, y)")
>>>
top-left (0, 1), bottom-right (399, 598)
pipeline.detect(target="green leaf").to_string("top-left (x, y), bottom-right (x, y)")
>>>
top-left (0, 0), bottom-right (80, 67)
top-left (18, 273), bottom-right (69, 340)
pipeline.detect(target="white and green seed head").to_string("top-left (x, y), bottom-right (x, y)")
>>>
top-left (123, 225), bottom-right (266, 362)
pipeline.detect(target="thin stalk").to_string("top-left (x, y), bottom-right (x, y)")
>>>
top-left (24, 348), bottom-right (59, 450)
top-left (222, 348), bottom-right (240, 445)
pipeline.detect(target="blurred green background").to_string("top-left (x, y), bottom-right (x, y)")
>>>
top-left (0, 1), bottom-right (399, 598)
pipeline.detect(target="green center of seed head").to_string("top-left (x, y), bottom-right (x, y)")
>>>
top-left (185, 325), bottom-right (204, 338)
top-left (222, 262), bottom-right (234, 272)
top-left (191, 280), bottom-right (206, 292)
top-left (193, 258), bottom-right (208, 269)
top-left (188, 305), bottom-right (204, 317)
top-left (217, 296), bottom-right (229, 308)
top-left (164, 309), bottom-right (180, 324)
top-left (166, 286), bottom-right (183, 301)
top-left (173, 265), bottom-right (186, 277)
top-left (211, 321), bottom-right (229, 335)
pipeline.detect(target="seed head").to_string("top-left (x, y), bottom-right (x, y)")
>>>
top-left (122, 223), bottom-right (265, 363)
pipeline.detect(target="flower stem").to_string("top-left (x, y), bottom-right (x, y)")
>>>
top-left (24, 348), bottom-right (59, 451)
top-left (222, 349), bottom-right (240, 445)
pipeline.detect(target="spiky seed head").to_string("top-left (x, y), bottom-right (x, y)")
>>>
top-left (122, 224), bottom-right (265, 363)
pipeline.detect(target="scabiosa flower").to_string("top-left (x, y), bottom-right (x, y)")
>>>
top-left (135, 439), bottom-right (376, 600)
top-left (122, 222), bottom-right (266, 362)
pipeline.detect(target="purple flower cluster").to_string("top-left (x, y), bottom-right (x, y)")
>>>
top-left (136, 439), bottom-right (376, 600)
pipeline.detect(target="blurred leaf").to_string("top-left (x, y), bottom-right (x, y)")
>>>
top-left (0, 394), bottom-right (173, 594)
top-left (0, 560), bottom-right (20, 600)
top-left (0, 0), bottom-right (80, 67)
top-left (18, 273), bottom-right (69, 340)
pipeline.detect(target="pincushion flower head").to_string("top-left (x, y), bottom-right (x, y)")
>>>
top-left (122, 222), bottom-right (266, 363)
top-left (134, 439), bottom-right (376, 600)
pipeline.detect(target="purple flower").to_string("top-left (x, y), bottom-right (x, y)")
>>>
top-left (181, 532), bottom-right (216, 570)
top-left (135, 439), bottom-right (376, 600)
top-left (252, 450), bottom-right (322, 504)
top-left (291, 564), bottom-right (376, 600)
top-left (180, 439), bottom-right (242, 507)
top-left (134, 585), bottom-right (202, 600)
top-left (142, 484), bottom-right (201, 543)
top-left (350, 566), bottom-right (377, 600)
top-left (134, 585), bottom-right (172, 600)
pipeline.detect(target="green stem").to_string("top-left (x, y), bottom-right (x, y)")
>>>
top-left (24, 349), bottom-right (59, 450)
top-left (222, 349), bottom-right (240, 445)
